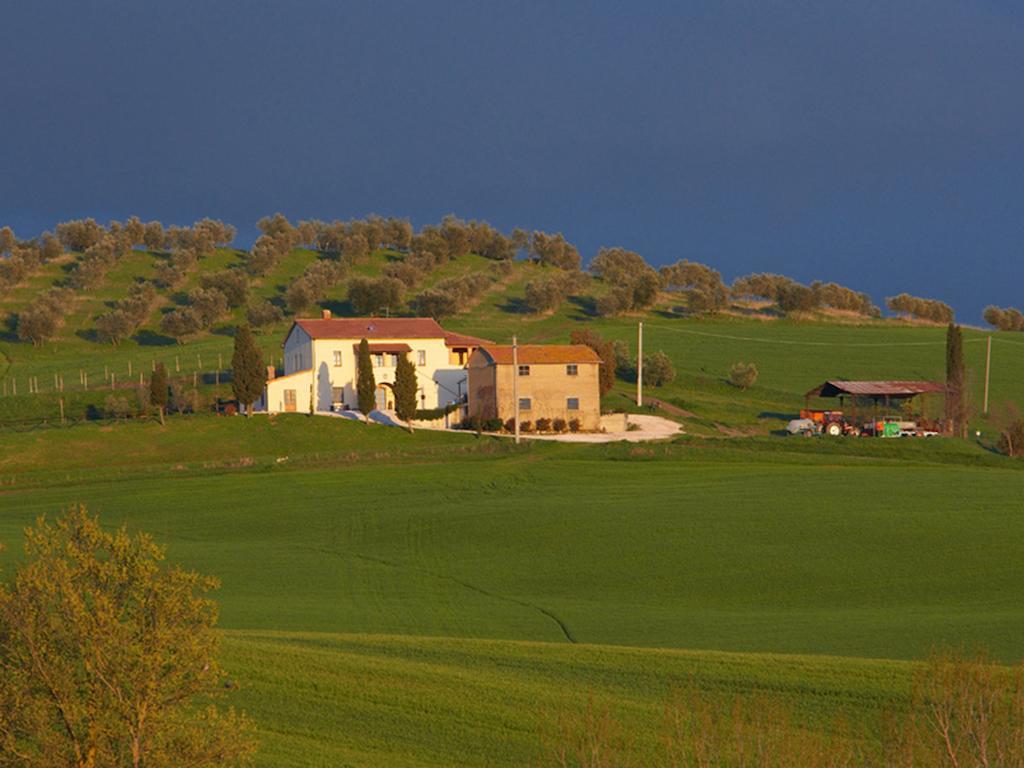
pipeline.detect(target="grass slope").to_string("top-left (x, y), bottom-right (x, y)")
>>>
top-left (1, 418), bottom-right (1021, 661)
top-left (222, 631), bottom-right (913, 767)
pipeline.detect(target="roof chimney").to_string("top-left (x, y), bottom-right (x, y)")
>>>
top-left (321, 309), bottom-right (332, 320)
top-left (266, 365), bottom-right (276, 381)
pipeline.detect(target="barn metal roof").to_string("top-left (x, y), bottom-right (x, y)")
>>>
top-left (806, 380), bottom-right (944, 399)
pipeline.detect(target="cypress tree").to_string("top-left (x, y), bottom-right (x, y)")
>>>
top-left (231, 323), bottom-right (265, 417)
top-left (356, 338), bottom-right (375, 422)
top-left (393, 352), bottom-right (418, 432)
top-left (149, 362), bottom-right (168, 426)
top-left (945, 323), bottom-right (967, 437)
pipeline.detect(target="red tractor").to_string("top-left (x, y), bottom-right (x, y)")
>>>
top-left (798, 409), bottom-right (859, 436)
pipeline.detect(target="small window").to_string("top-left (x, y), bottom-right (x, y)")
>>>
top-left (374, 354), bottom-right (384, 368)
top-left (567, 397), bottom-right (580, 411)
top-left (331, 387), bottom-right (344, 403)
top-left (566, 364), bottom-right (578, 376)
top-left (333, 351), bottom-right (343, 367)
top-left (417, 350), bottom-right (426, 366)
top-left (518, 398), bottom-right (532, 411)
top-left (518, 365), bottom-right (530, 376)
top-left (390, 353), bottom-right (399, 367)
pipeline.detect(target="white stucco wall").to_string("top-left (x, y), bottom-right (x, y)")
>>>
top-left (260, 331), bottom-right (470, 413)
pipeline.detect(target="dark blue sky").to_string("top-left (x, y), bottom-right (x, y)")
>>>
top-left (2, 1), bottom-right (1022, 321)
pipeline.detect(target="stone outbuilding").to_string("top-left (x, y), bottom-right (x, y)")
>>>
top-left (467, 344), bottom-right (602, 430)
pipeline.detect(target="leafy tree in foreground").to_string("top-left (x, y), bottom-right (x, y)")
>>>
top-left (393, 352), bottom-right (419, 432)
top-left (231, 324), bottom-right (265, 417)
top-left (356, 338), bottom-right (376, 422)
top-left (0, 505), bottom-right (255, 768)
top-left (149, 361), bottom-right (169, 425)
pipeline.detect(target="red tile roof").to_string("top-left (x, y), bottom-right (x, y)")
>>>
top-left (476, 344), bottom-right (603, 365)
top-left (443, 330), bottom-right (493, 348)
top-left (293, 317), bottom-right (447, 340)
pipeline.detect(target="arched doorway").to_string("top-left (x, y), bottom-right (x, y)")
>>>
top-left (375, 383), bottom-right (394, 411)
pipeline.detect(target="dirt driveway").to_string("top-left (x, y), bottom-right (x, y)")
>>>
top-left (521, 414), bottom-right (683, 443)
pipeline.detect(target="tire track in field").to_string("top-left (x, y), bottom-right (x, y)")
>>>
top-left (302, 545), bottom-right (577, 644)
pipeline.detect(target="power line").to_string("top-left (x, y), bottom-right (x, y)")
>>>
top-left (642, 323), bottom-right (989, 348)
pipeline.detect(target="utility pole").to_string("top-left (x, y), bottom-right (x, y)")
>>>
top-left (636, 321), bottom-right (643, 407)
top-left (512, 335), bottom-right (520, 445)
top-left (983, 335), bottom-right (992, 415)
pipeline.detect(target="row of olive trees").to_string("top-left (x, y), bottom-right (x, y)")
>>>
top-left (0, 226), bottom-right (62, 296)
top-left (732, 272), bottom-right (880, 316)
top-left (886, 293), bottom-right (955, 323)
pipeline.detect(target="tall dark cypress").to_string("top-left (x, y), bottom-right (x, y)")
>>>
top-left (231, 323), bottom-right (265, 417)
top-left (393, 352), bottom-right (418, 432)
top-left (945, 323), bottom-right (967, 437)
top-left (356, 338), bottom-right (376, 422)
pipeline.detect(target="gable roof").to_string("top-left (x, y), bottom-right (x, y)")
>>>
top-left (476, 344), bottom-right (603, 365)
top-left (806, 380), bottom-right (944, 399)
top-left (293, 317), bottom-right (447, 340)
top-left (443, 330), bottom-right (493, 348)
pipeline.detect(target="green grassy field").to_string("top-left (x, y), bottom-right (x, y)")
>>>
top-left (0, 417), bottom-right (1021, 764)
top-left (3, 246), bottom-right (1024, 764)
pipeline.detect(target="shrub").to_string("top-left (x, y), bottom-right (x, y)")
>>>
top-left (103, 394), bottom-right (133, 420)
top-left (503, 418), bottom-right (516, 433)
top-left (413, 288), bottom-right (460, 319)
top-left (524, 275), bottom-right (570, 313)
top-left (535, 417), bottom-right (552, 432)
top-left (529, 231), bottom-right (581, 270)
top-left (886, 293), bottom-right (954, 323)
top-left (984, 305), bottom-right (1024, 332)
top-left (659, 260), bottom-right (729, 314)
top-left (348, 276), bottom-right (404, 315)
top-left (643, 351), bottom-right (675, 387)
top-left (200, 269), bottom-right (249, 308)
top-left (568, 418), bottom-right (581, 433)
top-left (590, 247), bottom-right (661, 314)
top-left (776, 282), bottom-right (819, 313)
top-left (552, 417), bottom-right (567, 433)
top-left (382, 261), bottom-right (424, 288)
top-left (519, 420), bottom-right (533, 433)
top-left (414, 403), bottom-right (461, 421)
top-left (729, 361), bottom-right (758, 389)
top-left (160, 307), bottom-right (202, 342)
top-left (246, 300), bottom-right (284, 329)
top-left (482, 418), bottom-right (504, 432)
top-left (998, 419), bottom-right (1024, 457)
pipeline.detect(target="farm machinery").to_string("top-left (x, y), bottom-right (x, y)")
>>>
top-left (787, 409), bottom-right (941, 438)
top-left (790, 380), bottom-right (946, 438)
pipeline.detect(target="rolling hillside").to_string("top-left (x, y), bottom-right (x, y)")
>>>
top-left (0, 417), bottom-right (1020, 764)
top-left (2, 244), bottom-right (1022, 435)
top-left (2, 241), bottom-right (1023, 765)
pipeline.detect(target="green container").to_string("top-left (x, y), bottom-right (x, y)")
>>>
top-left (882, 421), bottom-right (901, 438)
